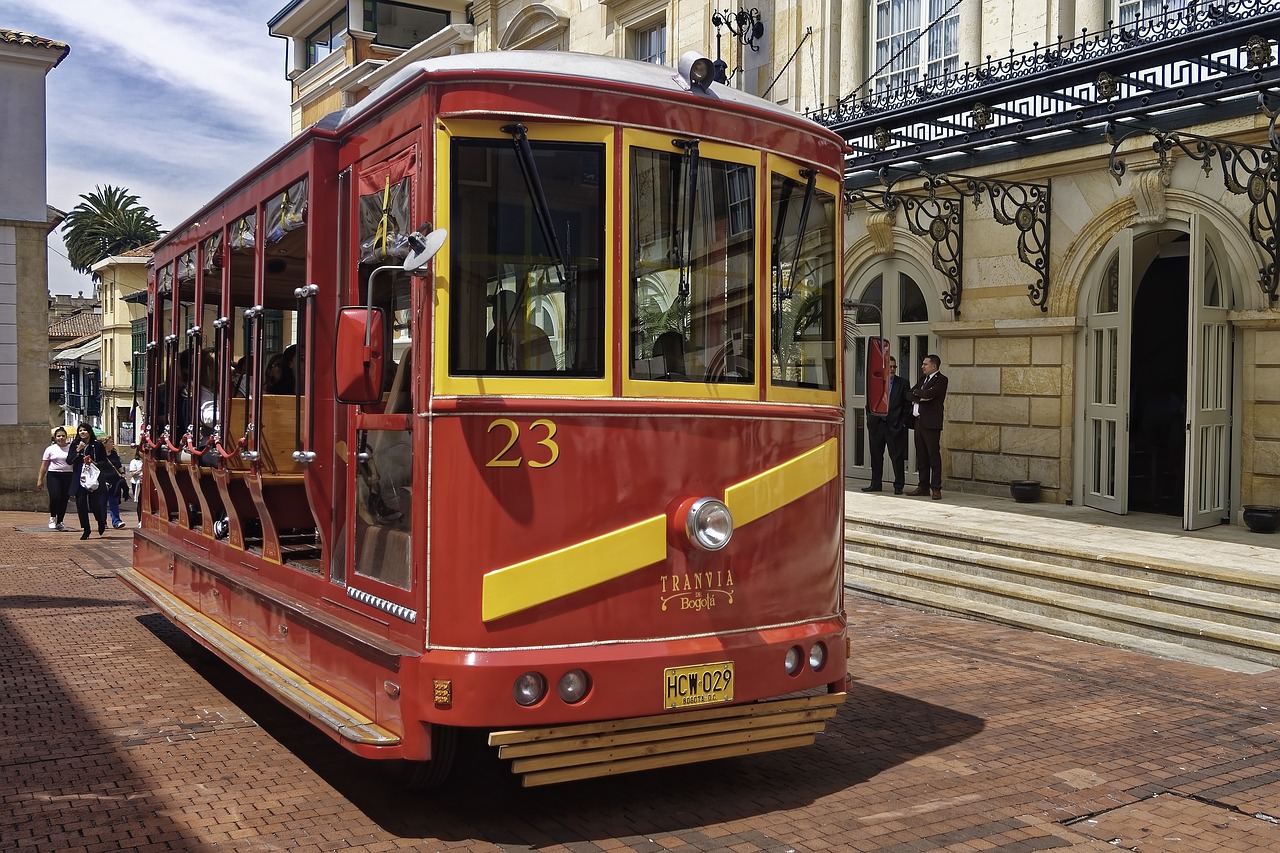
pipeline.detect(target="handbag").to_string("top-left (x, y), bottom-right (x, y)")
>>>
top-left (80, 460), bottom-right (100, 492)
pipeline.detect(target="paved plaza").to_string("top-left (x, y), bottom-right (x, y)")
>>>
top-left (2, 508), bottom-right (1278, 851)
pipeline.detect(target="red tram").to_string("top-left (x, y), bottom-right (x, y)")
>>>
top-left (120, 51), bottom-right (848, 787)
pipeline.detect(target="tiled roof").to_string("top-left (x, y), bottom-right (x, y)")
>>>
top-left (49, 310), bottom-right (101, 340)
top-left (0, 29), bottom-right (70, 66)
top-left (119, 241), bottom-right (158, 258)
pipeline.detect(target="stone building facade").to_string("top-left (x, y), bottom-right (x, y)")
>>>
top-left (0, 28), bottom-right (69, 510)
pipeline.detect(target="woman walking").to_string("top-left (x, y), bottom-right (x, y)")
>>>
top-left (67, 423), bottom-right (109, 539)
top-left (101, 436), bottom-right (127, 529)
top-left (36, 426), bottom-right (73, 531)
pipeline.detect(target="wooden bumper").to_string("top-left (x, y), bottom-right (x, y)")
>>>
top-left (489, 691), bottom-right (846, 787)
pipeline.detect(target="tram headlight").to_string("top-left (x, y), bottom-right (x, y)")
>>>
top-left (557, 669), bottom-right (591, 704)
top-left (513, 671), bottom-right (547, 707)
top-left (679, 51), bottom-right (717, 92)
top-left (784, 645), bottom-right (804, 676)
top-left (684, 498), bottom-right (733, 551)
top-left (808, 642), bottom-right (828, 672)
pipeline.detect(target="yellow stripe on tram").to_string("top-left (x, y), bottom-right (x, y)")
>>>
top-left (480, 438), bottom-right (837, 621)
top-left (723, 437), bottom-right (838, 528)
top-left (481, 515), bottom-right (667, 622)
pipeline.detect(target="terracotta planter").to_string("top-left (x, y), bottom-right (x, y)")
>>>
top-left (1242, 505), bottom-right (1280, 534)
top-left (1010, 480), bottom-right (1041, 503)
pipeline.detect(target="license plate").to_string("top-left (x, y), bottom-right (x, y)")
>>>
top-left (664, 661), bottom-right (734, 709)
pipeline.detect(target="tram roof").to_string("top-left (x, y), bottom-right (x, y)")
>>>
top-left (334, 51), bottom-right (828, 135)
top-left (155, 51), bottom-right (839, 256)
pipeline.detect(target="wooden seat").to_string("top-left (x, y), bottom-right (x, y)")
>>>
top-left (226, 395), bottom-right (305, 477)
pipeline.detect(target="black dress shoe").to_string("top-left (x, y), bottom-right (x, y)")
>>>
top-left (79, 531), bottom-right (90, 540)
top-left (860, 485), bottom-right (882, 493)
top-left (893, 487), bottom-right (904, 495)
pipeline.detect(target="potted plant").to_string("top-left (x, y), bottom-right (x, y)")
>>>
top-left (1242, 505), bottom-right (1280, 534)
top-left (1010, 480), bottom-right (1041, 503)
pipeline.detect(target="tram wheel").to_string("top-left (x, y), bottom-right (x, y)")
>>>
top-left (392, 724), bottom-right (458, 790)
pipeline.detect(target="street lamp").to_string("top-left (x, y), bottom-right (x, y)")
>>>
top-left (711, 8), bottom-right (765, 85)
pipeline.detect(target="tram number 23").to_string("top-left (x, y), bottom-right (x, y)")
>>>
top-left (486, 418), bottom-right (560, 468)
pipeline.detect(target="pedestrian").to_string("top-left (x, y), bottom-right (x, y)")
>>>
top-left (127, 451), bottom-right (143, 500)
top-left (66, 423), bottom-right (109, 539)
top-left (36, 426), bottom-right (74, 531)
top-left (101, 436), bottom-right (128, 529)
top-left (127, 448), bottom-right (144, 527)
top-left (906, 353), bottom-right (948, 500)
top-left (862, 354), bottom-right (909, 495)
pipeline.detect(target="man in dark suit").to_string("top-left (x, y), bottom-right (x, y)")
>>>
top-left (906, 353), bottom-right (948, 500)
top-left (862, 355), bottom-right (909, 494)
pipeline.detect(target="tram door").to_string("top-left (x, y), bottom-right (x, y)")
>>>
top-left (345, 146), bottom-right (422, 621)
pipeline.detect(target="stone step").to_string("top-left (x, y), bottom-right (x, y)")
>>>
top-left (843, 546), bottom-right (1280, 669)
top-left (845, 527), bottom-right (1280, 632)
top-left (844, 576), bottom-right (1273, 675)
top-left (844, 515), bottom-right (1280, 603)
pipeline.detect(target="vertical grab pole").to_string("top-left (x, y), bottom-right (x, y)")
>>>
top-left (292, 284), bottom-right (319, 463)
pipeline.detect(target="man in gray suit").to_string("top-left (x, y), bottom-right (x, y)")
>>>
top-left (906, 353), bottom-right (948, 500)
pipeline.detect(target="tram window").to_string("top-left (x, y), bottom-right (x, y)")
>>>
top-left (770, 174), bottom-right (837, 391)
top-left (629, 148), bottom-right (755, 384)
top-left (449, 138), bottom-right (605, 377)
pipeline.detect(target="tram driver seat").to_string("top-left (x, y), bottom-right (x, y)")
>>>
top-left (652, 331), bottom-right (689, 380)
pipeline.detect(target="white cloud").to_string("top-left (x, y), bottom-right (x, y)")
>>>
top-left (7, 3), bottom-right (293, 294)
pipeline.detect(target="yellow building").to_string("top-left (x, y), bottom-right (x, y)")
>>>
top-left (91, 246), bottom-right (151, 446)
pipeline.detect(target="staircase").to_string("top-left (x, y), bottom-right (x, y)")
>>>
top-left (843, 505), bottom-right (1280, 674)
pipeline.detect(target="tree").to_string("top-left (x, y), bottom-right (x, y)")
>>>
top-left (61, 185), bottom-right (162, 274)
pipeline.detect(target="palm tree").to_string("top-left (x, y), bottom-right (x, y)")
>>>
top-left (61, 185), bottom-right (162, 274)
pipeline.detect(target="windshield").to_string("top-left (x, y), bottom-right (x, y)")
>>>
top-left (449, 137), bottom-right (606, 377)
top-left (629, 145), bottom-right (755, 384)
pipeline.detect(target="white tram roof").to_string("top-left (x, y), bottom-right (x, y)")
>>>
top-left (335, 50), bottom-right (824, 133)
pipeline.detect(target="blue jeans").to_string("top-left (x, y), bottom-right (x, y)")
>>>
top-left (106, 480), bottom-right (123, 526)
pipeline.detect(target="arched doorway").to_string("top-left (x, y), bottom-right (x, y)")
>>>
top-left (1081, 216), bottom-right (1235, 529)
top-left (844, 258), bottom-right (934, 479)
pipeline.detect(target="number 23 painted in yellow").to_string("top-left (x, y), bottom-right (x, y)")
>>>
top-left (486, 418), bottom-right (560, 468)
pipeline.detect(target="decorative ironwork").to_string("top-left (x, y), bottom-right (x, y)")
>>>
top-left (712, 7), bottom-right (765, 84)
top-left (846, 171), bottom-right (1053, 313)
top-left (1106, 123), bottom-right (1280, 301)
top-left (814, 1), bottom-right (1280, 183)
top-left (1095, 71), bottom-right (1118, 101)
top-left (970, 102), bottom-right (991, 129)
top-left (1246, 34), bottom-right (1274, 68)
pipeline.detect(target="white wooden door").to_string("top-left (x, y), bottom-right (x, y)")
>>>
top-left (1184, 216), bottom-right (1233, 530)
top-left (1083, 234), bottom-right (1132, 514)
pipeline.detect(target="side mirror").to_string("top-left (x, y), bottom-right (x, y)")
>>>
top-left (404, 226), bottom-right (447, 273)
top-left (335, 306), bottom-right (386, 404)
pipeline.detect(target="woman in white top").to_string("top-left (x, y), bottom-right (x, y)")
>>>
top-left (36, 426), bottom-right (73, 531)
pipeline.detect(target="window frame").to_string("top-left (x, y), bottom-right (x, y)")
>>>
top-left (765, 155), bottom-right (842, 406)
top-left (434, 119), bottom-right (616, 398)
top-left (622, 129), bottom-right (763, 402)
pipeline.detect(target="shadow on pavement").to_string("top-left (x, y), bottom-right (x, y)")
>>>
top-left (140, 608), bottom-right (984, 844)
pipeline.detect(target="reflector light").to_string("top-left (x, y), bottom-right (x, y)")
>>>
top-left (558, 669), bottom-right (591, 704)
top-left (514, 671), bottom-right (547, 706)
top-left (808, 642), bottom-right (828, 672)
top-left (784, 645), bottom-right (804, 676)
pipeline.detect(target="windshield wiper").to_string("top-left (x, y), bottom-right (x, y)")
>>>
top-left (785, 169), bottom-right (818, 300)
top-left (672, 138), bottom-right (700, 301)
top-left (502, 123), bottom-right (573, 290)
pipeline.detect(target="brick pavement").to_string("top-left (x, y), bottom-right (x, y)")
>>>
top-left (2, 509), bottom-right (1278, 851)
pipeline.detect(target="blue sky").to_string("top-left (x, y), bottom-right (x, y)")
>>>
top-left (5, 1), bottom-right (293, 295)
